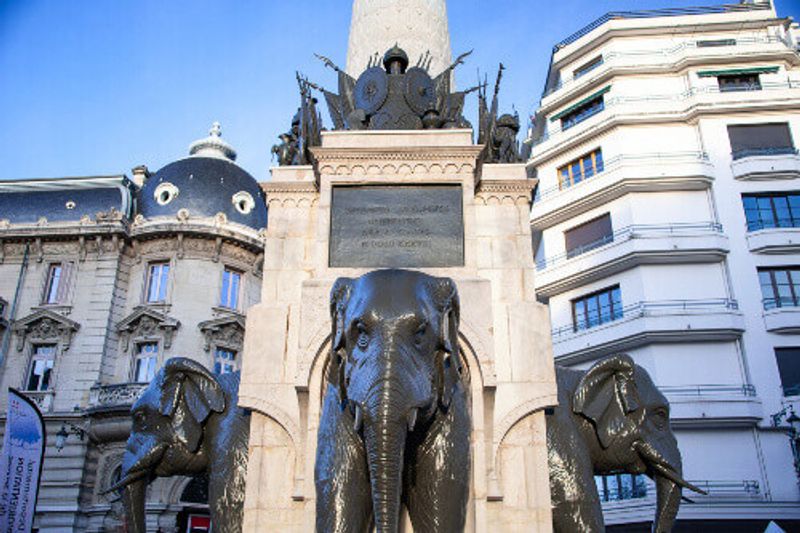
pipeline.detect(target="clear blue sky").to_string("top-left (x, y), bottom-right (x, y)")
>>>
top-left (1, 0), bottom-right (798, 182)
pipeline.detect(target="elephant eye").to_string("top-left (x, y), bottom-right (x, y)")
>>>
top-left (414, 323), bottom-right (427, 345)
top-left (652, 408), bottom-right (669, 430)
top-left (355, 321), bottom-right (369, 349)
top-left (134, 411), bottom-right (147, 427)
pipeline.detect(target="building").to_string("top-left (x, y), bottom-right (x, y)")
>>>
top-left (527, 0), bottom-right (800, 529)
top-left (0, 124), bottom-right (267, 531)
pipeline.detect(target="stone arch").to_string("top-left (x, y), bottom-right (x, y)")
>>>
top-left (493, 411), bottom-right (549, 509)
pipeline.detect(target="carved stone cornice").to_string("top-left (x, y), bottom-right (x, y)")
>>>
top-left (311, 145), bottom-right (483, 177)
top-left (116, 306), bottom-right (180, 350)
top-left (12, 308), bottom-right (80, 352)
top-left (198, 314), bottom-right (245, 352)
top-left (129, 213), bottom-right (263, 255)
top-left (474, 179), bottom-right (538, 206)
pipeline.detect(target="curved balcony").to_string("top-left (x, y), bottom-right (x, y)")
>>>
top-left (551, 298), bottom-right (744, 364)
top-left (731, 148), bottom-right (800, 180)
top-left (542, 33), bottom-right (791, 108)
top-left (530, 81), bottom-right (800, 163)
top-left (531, 152), bottom-right (713, 230)
top-left (535, 223), bottom-right (729, 299)
top-left (746, 217), bottom-right (800, 253)
top-left (763, 304), bottom-right (800, 335)
top-left (661, 384), bottom-right (762, 427)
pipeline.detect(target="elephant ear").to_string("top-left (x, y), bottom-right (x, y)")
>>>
top-left (429, 277), bottom-right (462, 409)
top-left (328, 278), bottom-right (353, 403)
top-left (159, 357), bottom-right (226, 452)
top-left (573, 354), bottom-right (640, 449)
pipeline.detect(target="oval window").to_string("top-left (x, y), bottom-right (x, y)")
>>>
top-left (232, 191), bottom-right (255, 215)
top-left (154, 182), bottom-right (179, 206)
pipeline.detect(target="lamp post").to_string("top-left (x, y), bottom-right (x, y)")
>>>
top-left (54, 422), bottom-right (87, 452)
top-left (771, 405), bottom-right (800, 479)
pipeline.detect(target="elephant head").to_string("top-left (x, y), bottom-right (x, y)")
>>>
top-left (327, 269), bottom-right (463, 532)
top-left (107, 358), bottom-right (226, 533)
top-left (572, 354), bottom-right (706, 532)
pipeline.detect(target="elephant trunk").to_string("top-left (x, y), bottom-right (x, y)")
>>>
top-left (653, 466), bottom-right (682, 533)
top-left (633, 440), bottom-right (707, 533)
top-left (361, 387), bottom-right (411, 533)
top-left (121, 477), bottom-right (147, 533)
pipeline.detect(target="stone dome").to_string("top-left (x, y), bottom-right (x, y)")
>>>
top-left (138, 123), bottom-right (267, 230)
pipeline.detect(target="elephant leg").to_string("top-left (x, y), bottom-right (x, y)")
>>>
top-left (405, 391), bottom-right (471, 533)
top-left (547, 421), bottom-right (603, 533)
top-left (315, 390), bottom-right (373, 533)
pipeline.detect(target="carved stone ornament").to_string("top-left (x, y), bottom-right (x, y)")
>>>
top-left (12, 308), bottom-right (80, 352)
top-left (116, 306), bottom-right (180, 351)
top-left (198, 314), bottom-right (246, 352)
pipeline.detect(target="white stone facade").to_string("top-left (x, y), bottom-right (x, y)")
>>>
top-left (528, 1), bottom-right (800, 528)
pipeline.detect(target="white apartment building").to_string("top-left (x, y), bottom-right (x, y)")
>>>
top-left (528, 1), bottom-right (800, 529)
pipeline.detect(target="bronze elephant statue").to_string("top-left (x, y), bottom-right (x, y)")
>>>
top-left (315, 269), bottom-right (471, 533)
top-left (548, 354), bottom-right (706, 532)
top-left (106, 358), bottom-right (250, 533)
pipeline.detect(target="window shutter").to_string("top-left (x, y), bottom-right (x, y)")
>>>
top-left (565, 214), bottom-right (613, 255)
top-left (728, 123), bottom-right (793, 153)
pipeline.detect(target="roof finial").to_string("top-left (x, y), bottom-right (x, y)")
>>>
top-left (189, 121), bottom-right (237, 161)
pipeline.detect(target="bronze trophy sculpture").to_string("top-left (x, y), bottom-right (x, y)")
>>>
top-left (106, 358), bottom-right (250, 533)
top-left (547, 354), bottom-right (706, 532)
top-left (315, 269), bottom-right (471, 533)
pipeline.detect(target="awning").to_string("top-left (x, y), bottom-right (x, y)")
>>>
top-left (550, 86), bottom-right (611, 122)
top-left (697, 66), bottom-right (779, 78)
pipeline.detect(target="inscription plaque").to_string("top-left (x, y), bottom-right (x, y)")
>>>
top-left (330, 185), bottom-right (464, 268)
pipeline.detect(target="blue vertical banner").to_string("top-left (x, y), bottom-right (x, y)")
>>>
top-left (0, 389), bottom-right (46, 533)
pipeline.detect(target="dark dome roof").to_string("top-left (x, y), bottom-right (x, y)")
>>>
top-left (139, 156), bottom-right (267, 230)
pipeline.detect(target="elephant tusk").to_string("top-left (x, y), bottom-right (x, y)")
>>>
top-left (353, 404), bottom-right (363, 433)
top-left (650, 462), bottom-right (708, 495)
top-left (407, 408), bottom-right (418, 432)
top-left (100, 469), bottom-right (149, 495)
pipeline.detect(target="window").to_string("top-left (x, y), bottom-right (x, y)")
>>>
top-left (718, 73), bottom-right (761, 92)
top-left (759, 267), bottom-right (800, 309)
top-left (134, 342), bottom-right (158, 382)
top-left (558, 148), bottom-right (604, 189)
top-left (573, 285), bottom-right (622, 331)
top-left (742, 192), bottom-right (800, 231)
top-left (595, 474), bottom-right (647, 502)
top-left (728, 123), bottom-right (795, 159)
top-left (146, 262), bottom-right (170, 303)
top-left (565, 213), bottom-right (613, 259)
top-left (214, 348), bottom-right (237, 375)
top-left (42, 262), bottom-right (72, 304)
top-left (696, 38), bottom-right (736, 48)
top-left (561, 95), bottom-right (605, 130)
top-left (26, 345), bottom-right (55, 391)
top-left (220, 267), bottom-right (242, 309)
top-left (574, 55), bottom-right (603, 79)
top-left (776, 347), bottom-right (800, 397)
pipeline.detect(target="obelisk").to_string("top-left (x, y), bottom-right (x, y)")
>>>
top-left (346, 0), bottom-right (453, 78)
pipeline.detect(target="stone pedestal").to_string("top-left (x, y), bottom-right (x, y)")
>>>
top-left (239, 129), bottom-right (557, 532)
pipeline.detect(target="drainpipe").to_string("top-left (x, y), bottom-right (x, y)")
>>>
top-left (0, 242), bottom-right (30, 370)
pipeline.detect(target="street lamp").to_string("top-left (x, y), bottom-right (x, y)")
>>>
top-left (772, 405), bottom-right (800, 479)
top-left (54, 422), bottom-right (86, 452)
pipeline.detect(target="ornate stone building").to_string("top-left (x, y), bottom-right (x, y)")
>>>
top-left (0, 124), bottom-right (267, 531)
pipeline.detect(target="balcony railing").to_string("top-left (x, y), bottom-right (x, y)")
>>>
top-left (552, 2), bottom-right (772, 52)
top-left (551, 298), bottom-right (739, 338)
top-left (544, 34), bottom-right (786, 97)
top-left (763, 297), bottom-right (800, 310)
top-left (89, 383), bottom-right (148, 409)
top-left (659, 384), bottom-right (757, 397)
top-left (536, 222), bottom-right (723, 271)
top-left (20, 390), bottom-right (54, 413)
top-left (746, 217), bottom-right (800, 232)
top-left (533, 151), bottom-right (708, 203)
top-left (732, 147), bottom-right (799, 160)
